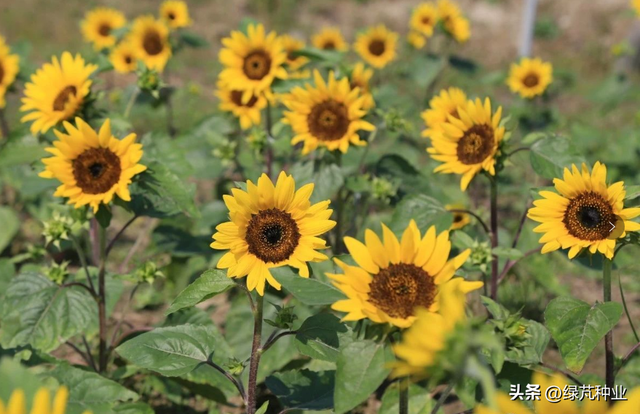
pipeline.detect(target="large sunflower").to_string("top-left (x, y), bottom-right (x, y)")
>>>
top-left (218, 23), bottom-right (287, 104)
top-left (311, 27), bottom-right (349, 52)
top-left (1, 386), bottom-right (86, 414)
top-left (349, 62), bottom-right (375, 110)
top-left (282, 70), bottom-right (375, 154)
top-left (437, 0), bottom-right (470, 43)
top-left (216, 81), bottom-right (267, 130)
top-left (428, 97), bottom-right (504, 191)
top-left (81, 7), bottom-right (126, 51)
top-left (39, 118), bottom-right (146, 213)
top-left (21, 52), bottom-right (97, 134)
top-left (280, 34), bottom-right (309, 72)
top-left (507, 57), bottom-right (553, 99)
top-left (159, 0), bottom-right (192, 29)
top-left (410, 3), bottom-right (439, 37)
top-left (211, 172), bottom-right (336, 295)
top-left (128, 16), bottom-right (172, 72)
top-left (328, 220), bottom-right (481, 328)
top-left (0, 36), bottom-right (20, 108)
top-left (421, 87), bottom-right (467, 140)
top-left (110, 41), bottom-right (138, 74)
top-left (354, 25), bottom-right (398, 69)
top-left (528, 162), bottom-right (640, 260)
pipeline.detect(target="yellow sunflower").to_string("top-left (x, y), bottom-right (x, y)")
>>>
top-left (21, 52), bottom-right (97, 134)
top-left (39, 118), bottom-right (146, 213)
top-left (159, 0), bottom-right (192, 29)
top-left (110, 41), bottom-right (137, 74)
top-left (282, 70), bottom-right (375, 154)
top-left (421, 87), bottom-right (467, 140)
top-left (528, 162), bottom-right (640, 260)
top-left (328, 220), bottom-right (481, 328)
top-left (428, 97), bottom-right (505, 191)
top-left (0, 36), bottom-right (20, 108)
top-left (633, 0), bottom-right (640, 16)
top-left (0, 386), bottom-right (91, 414)
top-left (215, 81), bottom-right (267, 130)
top-left (407, 31), bottom-right (427, 49)
top-left (280, 34), bottom-right (309, 72)
top-left (446, 204), bottom-right (471, 230)
top-left (475, 372), bottom-right (640, 414)
top-left (80, 7), bottom-right (126, 51)
top-left (507, 57), bottom-right (553, 99)
top-left (128, 16), bottom-right (172, 72)
top-left (349, 62), bottom-right (375, 110)
top-left (437, 0), bottom-right (470, 43)
top-left (411, 3), bottom-right (439, 37)
top-left (211, 172), bottom-right (336, 295)
top-left (218, 23), bottom-right (287, 104)
top-left (354, 25), bottom-right (399, 69)
top-left (311, 27), bottom-right (349, 52)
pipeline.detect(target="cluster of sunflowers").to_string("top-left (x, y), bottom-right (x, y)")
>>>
top-left (407, 0), bottom-right (471, 48)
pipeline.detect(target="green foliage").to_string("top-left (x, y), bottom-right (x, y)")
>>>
top-left (0, 207), bottom-right (19, 253)
top-left (271, 268), bottom-right (346, 306)
top-left (266, 369), bottom-right (335, 411)
top-left (529, 135), bottom-right (586, 179)
top-left (295, 313), bottom-right (348, 362)
top-left (166, 269), bottom-right (236, 315)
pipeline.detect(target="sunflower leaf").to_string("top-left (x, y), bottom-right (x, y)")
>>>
top-left (271, 267), bottom-right (346, 306)
top-left (165, 269), bottom-right (236, 315)
top-left (295, 313), bottom-right (348, 362)
top-left (266, 369), bottom-right (335, 411)
top-left (529, 136), bottom-right (586, 179)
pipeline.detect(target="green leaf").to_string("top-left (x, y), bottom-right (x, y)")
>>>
top-left (545, 297), bottom-right (623, 372)
top-left (291, 47), bottom-right (343, 63)
top-left (311, 164), bottom-right (345, 203)
top-left (481, 296), bottom-right (510, 320)
top-left (0, 207), bottom-right (19, 253)
top-left (94, 206), bottom-right (112, 228)
top-left (272, 268), bottom-right (346, 306)
top-left (113, 402), bottom-right (155, 414)
top-left (166, 269), bottom-right (235, 315)
top-left (379, 383), bottom-right (433, 414)
top-left (334, 340), bottom-right (392, 413)
top-left (624, 185), bottom-right (640, 201)
top-left (266, 369), bottom-right (335, 410)
top-left (179, 30), bottom-right (208, 48)
top-left (390, 194), bottom-right (452, 234)
top-left (116, 324), bottom-right (231, 376)
top-left (529, 136), bottom-right (586, 179)
top-left (255, 401), bottom-right (269, 414)
top-left (0, 358), bottom-right (42, 411)
top-left (0, 259), bottom-right (16, 300)
top-left (0, 134), bottom-right (47, 168)
top-left (492, 247), bottom-right (524, 260)
top-left (295, 314), bottom-right (348, 362)
top-left (0, 273), bottom-right (96, 352)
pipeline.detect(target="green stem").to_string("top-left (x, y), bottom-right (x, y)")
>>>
top-left (246, 294), bottom-right (264, 414)
top-left (123, 88), bottom-right (139, 119)
top-left (265, 99), bottom-right (274, 180)
top-left (490, 177), bottom-right (499, 300)
top-left (0, 108), bottom-right (10, 139)
top-left (399, 377), bottom-right (409, 414)
top-left (430, 382), bottom-right (454, 414)
top-left (70, 235), bottom-right (95, 294)
top-left (603, 258), bottom-right (614, 390)
top-left (619, 273), bottom-right (640, 343)
top-left (97, 224), bottom-right (108, 373)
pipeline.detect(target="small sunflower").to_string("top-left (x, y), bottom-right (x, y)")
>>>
top-left (218, 23), bottom-right (287, 104)
top-left (407, 31), bottom-right (427, 49)
top-left (354, 25), bottom-right (399, 69)
top-left (282, 70), bottom-right (375, 154)
top-left (411, 3), bottom-right (439, 37)
top-left (437, 0), bottom-right (470, 43)
top-left (428, 97), bottom-right (505, 191)
top-left (216, 81), bottom-right (267, 130)
top-left (528, 162), bottom-right (640, 260)
top-left (80, 7), bottom-right (126, 51)
top-left (280, 34), bottom-right (309, 72)
top-left (21, 52), bottom-right (97, 134)
top-left (39, 118), bottom-right (146, 213)
top-left (446, 204), bottom-right (471, 230)
top-left (0, 386), bottom-right (90, 414)
top-left (349, 62), bottom-right (375, 110)
top-left (311, 27), bottom-right (349, 52)
top-left (110, 41), bottom-right (137, 74)
top-left (0, 36), bottom-right (20, 108)
top-left (128, 16), bottom-right (172, 72)
top-left (160, 0), bottom-right (192, 29)
top-left (507, 57), bottom-right (553, 99)
top-left (328, 220), bottom-right (481, 328)
top-left (421, 87), bottom-right (467, 140)
top-left (211, 172), bottom-right (336, 295)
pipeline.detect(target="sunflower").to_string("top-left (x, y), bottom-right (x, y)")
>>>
top-left (328, 220), bottom-right (481, 328)
top-left (311, 27), bottom-right (349, 52)
top-left (0, 386), bottom-right (89, 414)
top-left (349, 62), bottom-right (375, 110)
top-left (110, 41), bottom-right (137, 74)
top-left (159, 0), bottom-right (192, 29)
top-left (21, 52), bottom-right (97, 134)
top-left (411, 3), bottom-right (439, 37)
top-left (528, 162), bottom-right (640, 260)
top-left (507, 57), bottom-right (553, 99)
top-left (216, 81), bottom-right (267, 130)
top-left (446, 204), bottom-right (471, 230)
top-left (437, 0), bottom-right (470, 43)
top-left (282, 70), bottom-right (375, 154)
top-left (420, 87), bottom-right (467, 140)
top-left (128, 16), bottom-right (172, 72)
top-left (280, 34), bottom-right (309, 72)
top-left (354, 25), bottom-right (399, 69)
top-left (211, 172), bottom-right (336, 295)
top-left (427, 97), bottom-right (504, 191)
top-left (218, 23), bottom-right (287, 104)
top-left (0, 36), bottom-right (20, 108)
top-left (475, 372), bottom-right (640, 414)
top-left (39, 118), bottom-right (146, 213)
top-left (407, 31), bottom-right (427, 49)
top-left (80, 7), bottom-right (126, 51)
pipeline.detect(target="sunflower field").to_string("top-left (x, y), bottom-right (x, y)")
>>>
top-left (2, 0), bottom-right (640, 413)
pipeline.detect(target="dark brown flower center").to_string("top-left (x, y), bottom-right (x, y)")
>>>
top-left (230, 90), bottom-right (258, 107)
top-left (453, 213), bottom-right (464, 223)
top-left (563, 192), bottom-right (616, 241)
top-left (368, 39), bottom-right (386, 56)
top-left (246, 208), bottom-right (300, 263)
top-left (53, 86), bottom-right (77, 112)
top-left (98, 23), bottom-right (111, 37)
top-left (72, 148), bottom-right (122, 194)
top-left (456, 124), bottom-right (494, 165)
top-left (168, 12), bottom-right (176, 20)
top-left (243, 50), bottom-right (271, 80)
top-left (307, 99), bottom-right (350, 142)
top-left (322, 41), bottom-right (336, 50)
top-left (124, 55), bottom-right (133, 64)
top-left (143, 30), bottom-right (164, 56)
top-left (421, 16), bottom-right (432, 25)
top-left (523, 73), bottom-right (539, 88)
top-left (368, 263), bottom-right (436, 319)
